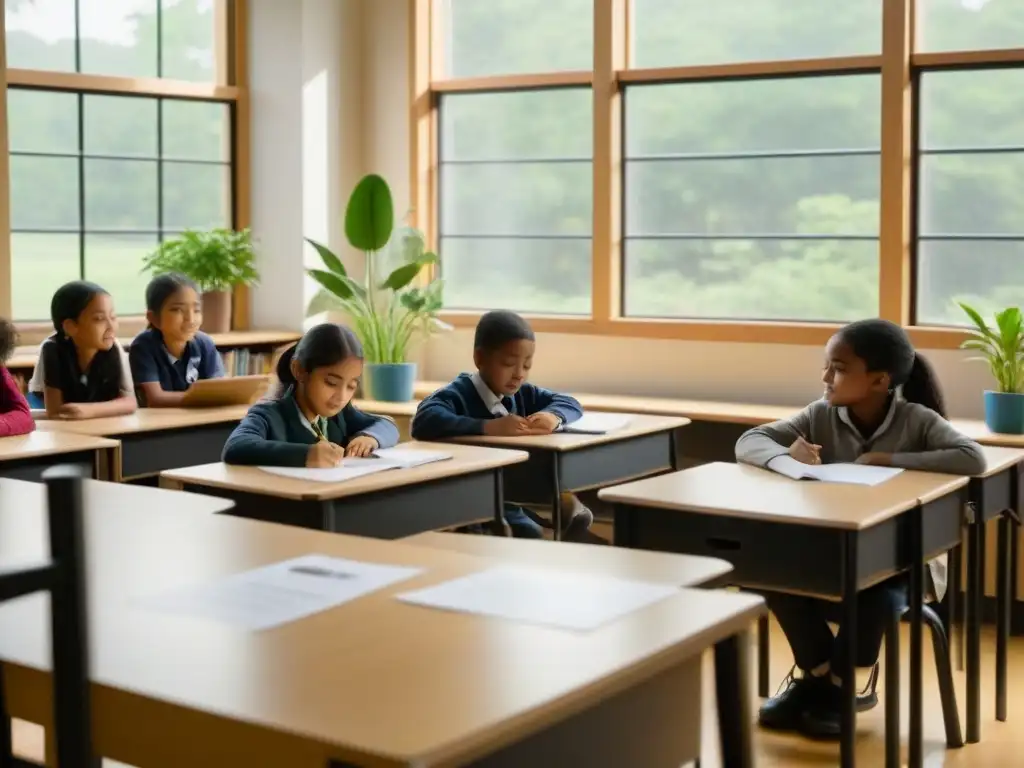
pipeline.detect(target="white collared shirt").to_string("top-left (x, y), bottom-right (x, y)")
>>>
top-left (470, 372), bottom-right (509, 416)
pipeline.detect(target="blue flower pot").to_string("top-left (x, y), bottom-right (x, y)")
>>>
top-left (363, 362), bottom-right (417, 402)
top-left (983, 390), bottom-right (1024, 435)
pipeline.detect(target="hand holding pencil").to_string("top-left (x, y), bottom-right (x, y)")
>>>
top-left (788, 433), bottom-right (822, 465)
top-left (306, 422), bottom-right (345, 468)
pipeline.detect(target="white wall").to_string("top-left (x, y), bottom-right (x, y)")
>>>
top-left (248, 0), bottom-right (992, 419)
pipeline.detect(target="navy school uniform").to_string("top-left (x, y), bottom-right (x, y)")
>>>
top-left (222, 387), bottom-right (400, 466)
top-left (30, 334), bottom-right (133, 404)
top-left (129, 328), bottom-right (224, 399)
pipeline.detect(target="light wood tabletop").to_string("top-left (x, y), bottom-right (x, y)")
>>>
top-left (452, 414), bottom-right (690, 452)
top-left (354, 398), bottom-right (418, 417)
top-left (598, 461), bottom-right (970, 530)
top-left (403, 531), bottom-right (733, 586)
top-left (160, 441), bottom-right (531, 501)
top-left (975, 445), bottom-right (1024, 477)
top-left (0, 482), bottom-right (764, 768)
top-left (0, 430), bottom-right (119, 461)
top-left (951, 419), bottom-right (1024, 449)
top-left (34, 405), bottom-right (251, 436)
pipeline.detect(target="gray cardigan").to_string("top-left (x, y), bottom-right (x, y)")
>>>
top-left (735, 396), bottom-right (986, 601)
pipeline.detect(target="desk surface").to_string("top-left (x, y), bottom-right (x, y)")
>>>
top-left (452, 414), bottom-right (690, 452)
top-left (0, 430), bottom-right (118, 461)
top-left (161, 441), bottom-right (530, 501)
top-left (951, 419), bottom-right (1024, 448)
top-left (35, 405), bottom-right (250, 436)
top-left (976, 444), bottom-right (1024, 477)
top-left (404, 531), bottom-right (733, 586)
top-left (0, 482), bottom-right (764, 768)
top-left (355, 398), bottom-right (419, 417)
top-left (598, 461), bottom-right (970, 531)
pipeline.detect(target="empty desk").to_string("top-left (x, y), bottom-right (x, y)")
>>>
top-left (0, 431), bottom-right (119, 481)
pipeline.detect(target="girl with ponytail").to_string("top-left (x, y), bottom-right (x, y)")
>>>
top-left (735, 318), bottom-right (985, 740)
top-left (222, 323), bottom-right (398, 468)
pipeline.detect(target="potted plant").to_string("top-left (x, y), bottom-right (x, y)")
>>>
top-left (959, 302), bottom-right (1024, 434)
top-left (141, 228), bottom-right (260, 333)
top-left (305, 174), bottom-right (446, 402)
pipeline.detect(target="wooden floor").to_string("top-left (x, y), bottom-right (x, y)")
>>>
top-left (11, 617), bottom-right (1024, 766)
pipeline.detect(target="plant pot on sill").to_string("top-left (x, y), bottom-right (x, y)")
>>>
top-left (983, 390), bottom-right (1024, 435)
top-left (201, 290), bottom-right (232, 334)
top-left (363, 362), bottom-right (417, 402)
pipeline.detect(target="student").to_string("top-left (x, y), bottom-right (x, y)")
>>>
top-left (411, 309), bottom-right (595, 541)
top-left (735, 318), bottom-right (985, 740)
top-left (30, 281), bottom-right (136, 420)
top-left (222, 323), bottom-right (398, 467)
top-left (130, 273), bottom-right (225, 407)
top-left (0, 317), bottom-right (34, 437)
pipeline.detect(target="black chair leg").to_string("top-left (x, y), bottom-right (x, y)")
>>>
top-left (757, 614), bottom-right (770, 698)
top-left (921, 604), bottom-right (964, 749)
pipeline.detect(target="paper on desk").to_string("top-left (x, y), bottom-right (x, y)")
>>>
top-left (558, 411), bottom-right (633, 434)
top-left (138, 554), bottom-right (423, 631)
top-left (258, 462), bottom-right (394, 483)
top-left (396, 565), bottom-right (679, 632)
top-left (372, 447), bottom-right (452, 468)
top-left (767, 455), bottom-right (903, 486)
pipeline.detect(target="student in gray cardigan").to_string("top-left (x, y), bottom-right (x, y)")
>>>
top-left (735, 318), bottom-right (985, 741)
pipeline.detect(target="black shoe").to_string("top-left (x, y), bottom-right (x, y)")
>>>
top-left (758, 668), bottom-right (831, 732)
top-left (798, 674), bottom-right (880, 741)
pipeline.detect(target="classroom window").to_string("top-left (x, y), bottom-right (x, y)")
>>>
top-left (7, 88), bottom-right (233, 321)
top-left (629, 0), bottom-right (881, 69)
top-left (437, 88), bottom-right (593, 315)
top-left (915, 0), bottom-right (1024, 54)
top-left (622, 75), bottom-right (881, 322)
top-left (4, 0), bottom-right (220, 81)
top-left (914, 68), bottom-right (1024, 326)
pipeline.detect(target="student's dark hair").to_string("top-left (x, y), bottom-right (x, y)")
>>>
top-left (145, 273), bottom-right (199, 325)
top-left (274, 323), bottom-right (363, 396)
top-left (473, 310), bottom-right (535, 351)
top-left (50, 281), bottom-right (109, 336)
top-left (0, 317), bottom-right (17, 364)
top-left (837, 318), bottom-right (947, 418)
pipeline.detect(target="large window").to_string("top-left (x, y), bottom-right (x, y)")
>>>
top-left (417, 0), bottom-right (1024, 344)
top-left (2, 0), bottom-right (239, 324)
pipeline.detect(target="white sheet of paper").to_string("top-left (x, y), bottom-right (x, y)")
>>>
top-left (138, 554), bottom-right (423, 631)
top-left (559, 411), bottom-right (633, 434)
top-left (258, 462), bottom-right (394, 483)
top-left (396, 565), bottom-right (679, 632)
top-left (767, 455), bottom-right (903, 486)
top-left (372, 447), bottom-right (453, 468)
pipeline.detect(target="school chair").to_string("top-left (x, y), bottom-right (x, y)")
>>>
top-left (0, 465), bottom-right (94, 767)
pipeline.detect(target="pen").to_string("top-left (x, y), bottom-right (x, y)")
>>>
top-left (289, 565), bottom-right (355, 580)
top-left (310, 421), bottom-right (327, 442)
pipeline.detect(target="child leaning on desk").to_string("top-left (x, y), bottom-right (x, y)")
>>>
top-left (0, 317), bottom-right (33, 437)
top-left (410, 309), bottom-right (595, 542)
top-left (221, 323), bottom-right (398, 468)
top-left (735, 318), bottom-right (985, 741)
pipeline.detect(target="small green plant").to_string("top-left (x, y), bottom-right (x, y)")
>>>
top-left (305, 174), bottom-right (447, 364)
top-left (959, 302), bottom-right (1024, 394)
top-left (142, 228), bottom-right (260, 292)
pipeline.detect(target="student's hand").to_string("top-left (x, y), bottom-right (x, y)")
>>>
top-left (345, 435), bottom-right (379, 458)
top-left (58, 403), bottom-right (88, 420)
top-left (855, 452), bottom-right (892, 466)
top-left (484, 414), bottom-right (535, 437)
top-left (306, 440), bottom-right (345, 468)
top-left (525, 411), bottom-right (561, 434)
top-left (788, 435), bottom-right (822, 465)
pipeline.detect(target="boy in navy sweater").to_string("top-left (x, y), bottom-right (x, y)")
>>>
top-left (411, 310), bottom-right (594, 540)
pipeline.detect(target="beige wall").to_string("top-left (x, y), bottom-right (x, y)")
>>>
top-left (249, 0), bottom-right (993, 419)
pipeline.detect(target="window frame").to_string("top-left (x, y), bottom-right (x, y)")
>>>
top-left (0, 0), bottom-right (251, 340)
top-left (412, 0), bottom-right (1024, 350)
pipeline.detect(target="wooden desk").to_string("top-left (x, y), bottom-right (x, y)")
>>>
top-left (452, 414), bottom-right (689, 538)
top-left (599, 461), bottom-right (971, 768)
top-left (37, 406), bottom-right (249, 481)
top-left (0, 481), bottom-right (764, 768)
top-left (0, 431), bottom-right (119, 481)
top-left (404, 531), bottom-right (733, 587)
top-left (160, 442), bottom-right (530, 539)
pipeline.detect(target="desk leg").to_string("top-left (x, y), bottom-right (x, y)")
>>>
top-left (997, 513), bottom-right (1012, 722)
top-left (757, 615), bottom-right (770, 698)
top-left (714, 629), bottom-right (754, 768)
top-left (493, 470), bottom-right (511, 537)
top-left (966, 516), bottom-right (984, 744)
top-left (551, 457), bottom-right (563, 541)
top-left (840, 531), bottom-right (858, 768)
top-left (908, 505), bottom-right (924, 768)
top-left (948, 541), bottom-right (961, 669)
top-left (884, 608), bottom-right (901, 768)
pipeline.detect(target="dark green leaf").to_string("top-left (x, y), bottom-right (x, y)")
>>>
top-left (305, 238), bottom-right (347, 276)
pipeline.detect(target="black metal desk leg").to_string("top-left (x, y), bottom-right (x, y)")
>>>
top-left (948, 541), bottom-right (961, 669)
top-left (840, 532), bottom-right (859, 768)
top-left (965, 517), bottom-right (983, 743)
top-left (997, 513), bottom-right (1011, 722)
top-left (551, 456), bottom-right (563, 541)
top-left (714, 629), bottom-right (754, 768)
top-left (883, 608), bottom-right (901, 768)
top-left (492, 470), bottom-right (511, 537)
top-left (908, 505), bottom-right (924, 768)
top-left (757, 615), bottom-right (770, 698)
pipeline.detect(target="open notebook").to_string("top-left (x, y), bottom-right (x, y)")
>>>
top-left (558, 411), bottom-right (633, 435)
top-left (259, 447), bottom-right (452, 483)
top-left (766, 455), bottom-right (904, 486)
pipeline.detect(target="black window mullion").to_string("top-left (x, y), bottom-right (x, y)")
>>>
top-left (73, 0), bottom-right (82, 72)
top-left (156, 0), bottom-right (164, 78)
top-left (76, 93), bottom-right (86, 280)
top-left (157, 99), bottom-right (164, 241)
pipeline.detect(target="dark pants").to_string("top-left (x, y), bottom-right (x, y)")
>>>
top-left (766, 574), bottom-right (909, 672)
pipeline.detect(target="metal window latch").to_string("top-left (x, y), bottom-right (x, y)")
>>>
top-left (964, 501), bottom-right (978, 526)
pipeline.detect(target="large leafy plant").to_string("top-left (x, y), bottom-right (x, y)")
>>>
top-left (142, 228), bottom-right (260, 292)
top-left (305, 174), bottom-right (446, 364)
top-left (959, 302), bottom-right (1024, 394)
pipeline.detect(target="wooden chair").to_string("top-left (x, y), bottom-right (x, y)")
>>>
top-left (0, 466), bottom-right (94, 767)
